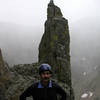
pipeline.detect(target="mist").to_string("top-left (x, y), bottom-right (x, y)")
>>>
top-left (0, 0), bottom-right (100, 69)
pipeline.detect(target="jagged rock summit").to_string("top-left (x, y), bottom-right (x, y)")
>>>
top-left (39, 1), bottom-right (74, 100)
top-left (39, 0), bottom-right (70, 80)
top-left (47, 0), bottom-right (63, 19)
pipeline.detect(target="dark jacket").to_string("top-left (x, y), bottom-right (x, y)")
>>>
top-left (20, 81), bottom-right (67, 100)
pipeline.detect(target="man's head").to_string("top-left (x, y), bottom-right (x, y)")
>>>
top-left (39, 64), bottom-right (52, 83)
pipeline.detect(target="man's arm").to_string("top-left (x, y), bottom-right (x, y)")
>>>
top-left (55, 84), bottom-right (67, 100)
top-left (19, 85), bottom-right (33, 100)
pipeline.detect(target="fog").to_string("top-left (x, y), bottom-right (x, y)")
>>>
top-left (0, 0), bottom-right (100, 70)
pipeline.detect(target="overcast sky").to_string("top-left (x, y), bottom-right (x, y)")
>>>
top-left (0, 0), bottom-right (100, 26)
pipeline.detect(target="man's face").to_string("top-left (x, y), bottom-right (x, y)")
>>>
top-left (40, 71), bottom-right (51, 82)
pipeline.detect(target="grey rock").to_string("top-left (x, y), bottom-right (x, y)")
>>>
top-left (0, 48), bottom-right (11, 100)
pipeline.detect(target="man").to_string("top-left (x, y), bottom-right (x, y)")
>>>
top-left (20, 63), bottom-right (67, 100)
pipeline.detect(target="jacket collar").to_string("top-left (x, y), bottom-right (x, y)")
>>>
top-left (38, 80), bottom-right (52, 88)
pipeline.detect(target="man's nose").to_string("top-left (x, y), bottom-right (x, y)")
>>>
top-left (44, 74), bottom-right (48, 77)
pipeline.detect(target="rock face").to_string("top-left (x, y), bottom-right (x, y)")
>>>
top-left (0, 48), bottom-right (5, 100)
top-left (0, 48), bottom-right (10, 100)
top-left (39, 1), bottom-right (74, 100)
top-left (0, 48), bottom-right (4, 76)
top-left (0, 49), bottom-right (9, 75)
top-left (39, 1), bottom-right (70, 81)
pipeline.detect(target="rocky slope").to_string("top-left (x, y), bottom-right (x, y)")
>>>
top-left (70, 18), bottom-right (100, 100)
top-left (74, 66), bottom-right (100, 100)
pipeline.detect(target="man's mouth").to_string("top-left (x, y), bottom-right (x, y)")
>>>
top-left (44, 78), bottom-right (49, 80)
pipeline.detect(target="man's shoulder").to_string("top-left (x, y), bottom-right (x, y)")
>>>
top-left (52, 81), bottom-right (59, 87)
top-left (52, 81), bottom-right (63, 89)
top-left (29, 81), bottom-right (39, 89)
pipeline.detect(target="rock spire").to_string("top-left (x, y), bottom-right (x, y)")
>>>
top-left (47, 0), bottom-right (62, 19)
top-left (50, 0), bottom-right (54, 4)
top-left (39, 1), bottom-right (75, 100)
top-left (0, 1), bottom-right (74, 100)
